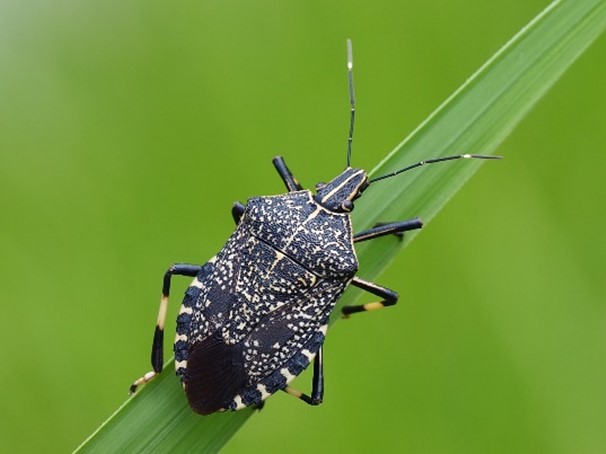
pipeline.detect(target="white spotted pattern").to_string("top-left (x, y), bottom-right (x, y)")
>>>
top-left (173, 191), bottom-right (358, 411)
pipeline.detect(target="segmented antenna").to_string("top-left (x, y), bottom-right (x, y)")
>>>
top-left (342, 40), bottom-right (501, 181)
top-left (346, 39), bottom-right (355, 168)
top-left (369, 154), bottom-right (502, 184)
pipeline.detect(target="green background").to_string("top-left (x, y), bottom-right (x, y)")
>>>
top-left (1, 1), bottom-right (605, 452)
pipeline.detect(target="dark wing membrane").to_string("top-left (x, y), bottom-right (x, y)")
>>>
top-left (185, 331), bottom-right (247, 415)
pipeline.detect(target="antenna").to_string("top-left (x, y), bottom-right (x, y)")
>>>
top-left (346, 39), bottom-right (355, 168)
top-left (341, 40), bottom-right (501, 182)
top-left (369, 154), bottom-right (502, 184)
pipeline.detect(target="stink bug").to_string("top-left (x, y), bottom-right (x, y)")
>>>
top-left (130, 40), bottom-right (500, 414)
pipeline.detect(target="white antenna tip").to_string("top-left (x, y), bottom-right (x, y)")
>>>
top-left (346, 39), bottom-right (353, 69)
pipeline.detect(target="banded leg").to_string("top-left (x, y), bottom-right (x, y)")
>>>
top-left (130, 263), bottom-right (203, 394)
top-left (342, 277), bottom-right (398, 316)
top-left (283, 346), bottom-right (324, 405)
top-left (272, 156), bottom-right (303, 192)
top-left (232, 201), bottom-right (246, 225)
top-left (354, 218), bottom-right (423, 243)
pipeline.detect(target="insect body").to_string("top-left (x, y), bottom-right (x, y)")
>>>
top-left (178, 171), bottom-right (367, 414)
top-left (130, 40), bottom-right (500, 414)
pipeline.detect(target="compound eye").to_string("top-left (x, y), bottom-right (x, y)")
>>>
top-left (315, 182), bottom-right (326, 191)
top-left (341, 200), bottom-right (354, 212)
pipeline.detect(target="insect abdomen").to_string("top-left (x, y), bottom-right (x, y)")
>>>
top-left (176, 214), bottom-right (351, 412)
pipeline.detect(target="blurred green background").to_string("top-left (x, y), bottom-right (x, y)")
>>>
top-left (1, 0), bottom-right (605, 452)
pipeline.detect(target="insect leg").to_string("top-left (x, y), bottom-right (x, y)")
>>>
top-left (353, 218), bottom-right (423, 243)
top-left (311, 346), bottom-right (324, 403)
top-left (342, 277), bottom-right (398, 316)
top-left (130, 263), bottom-right (203, 394)
top-left (232, 201), bottom-right (246, 224)
top-left (283, 346), bottom-right (324, 405)
top-left (272, 156), bottom-right (303, 192)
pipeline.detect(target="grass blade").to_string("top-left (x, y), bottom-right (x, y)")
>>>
top-left (76, 0), bottom-right (606, 451)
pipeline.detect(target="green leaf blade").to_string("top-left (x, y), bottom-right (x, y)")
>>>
top-left (76, 370), bottom-right (254, 453)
